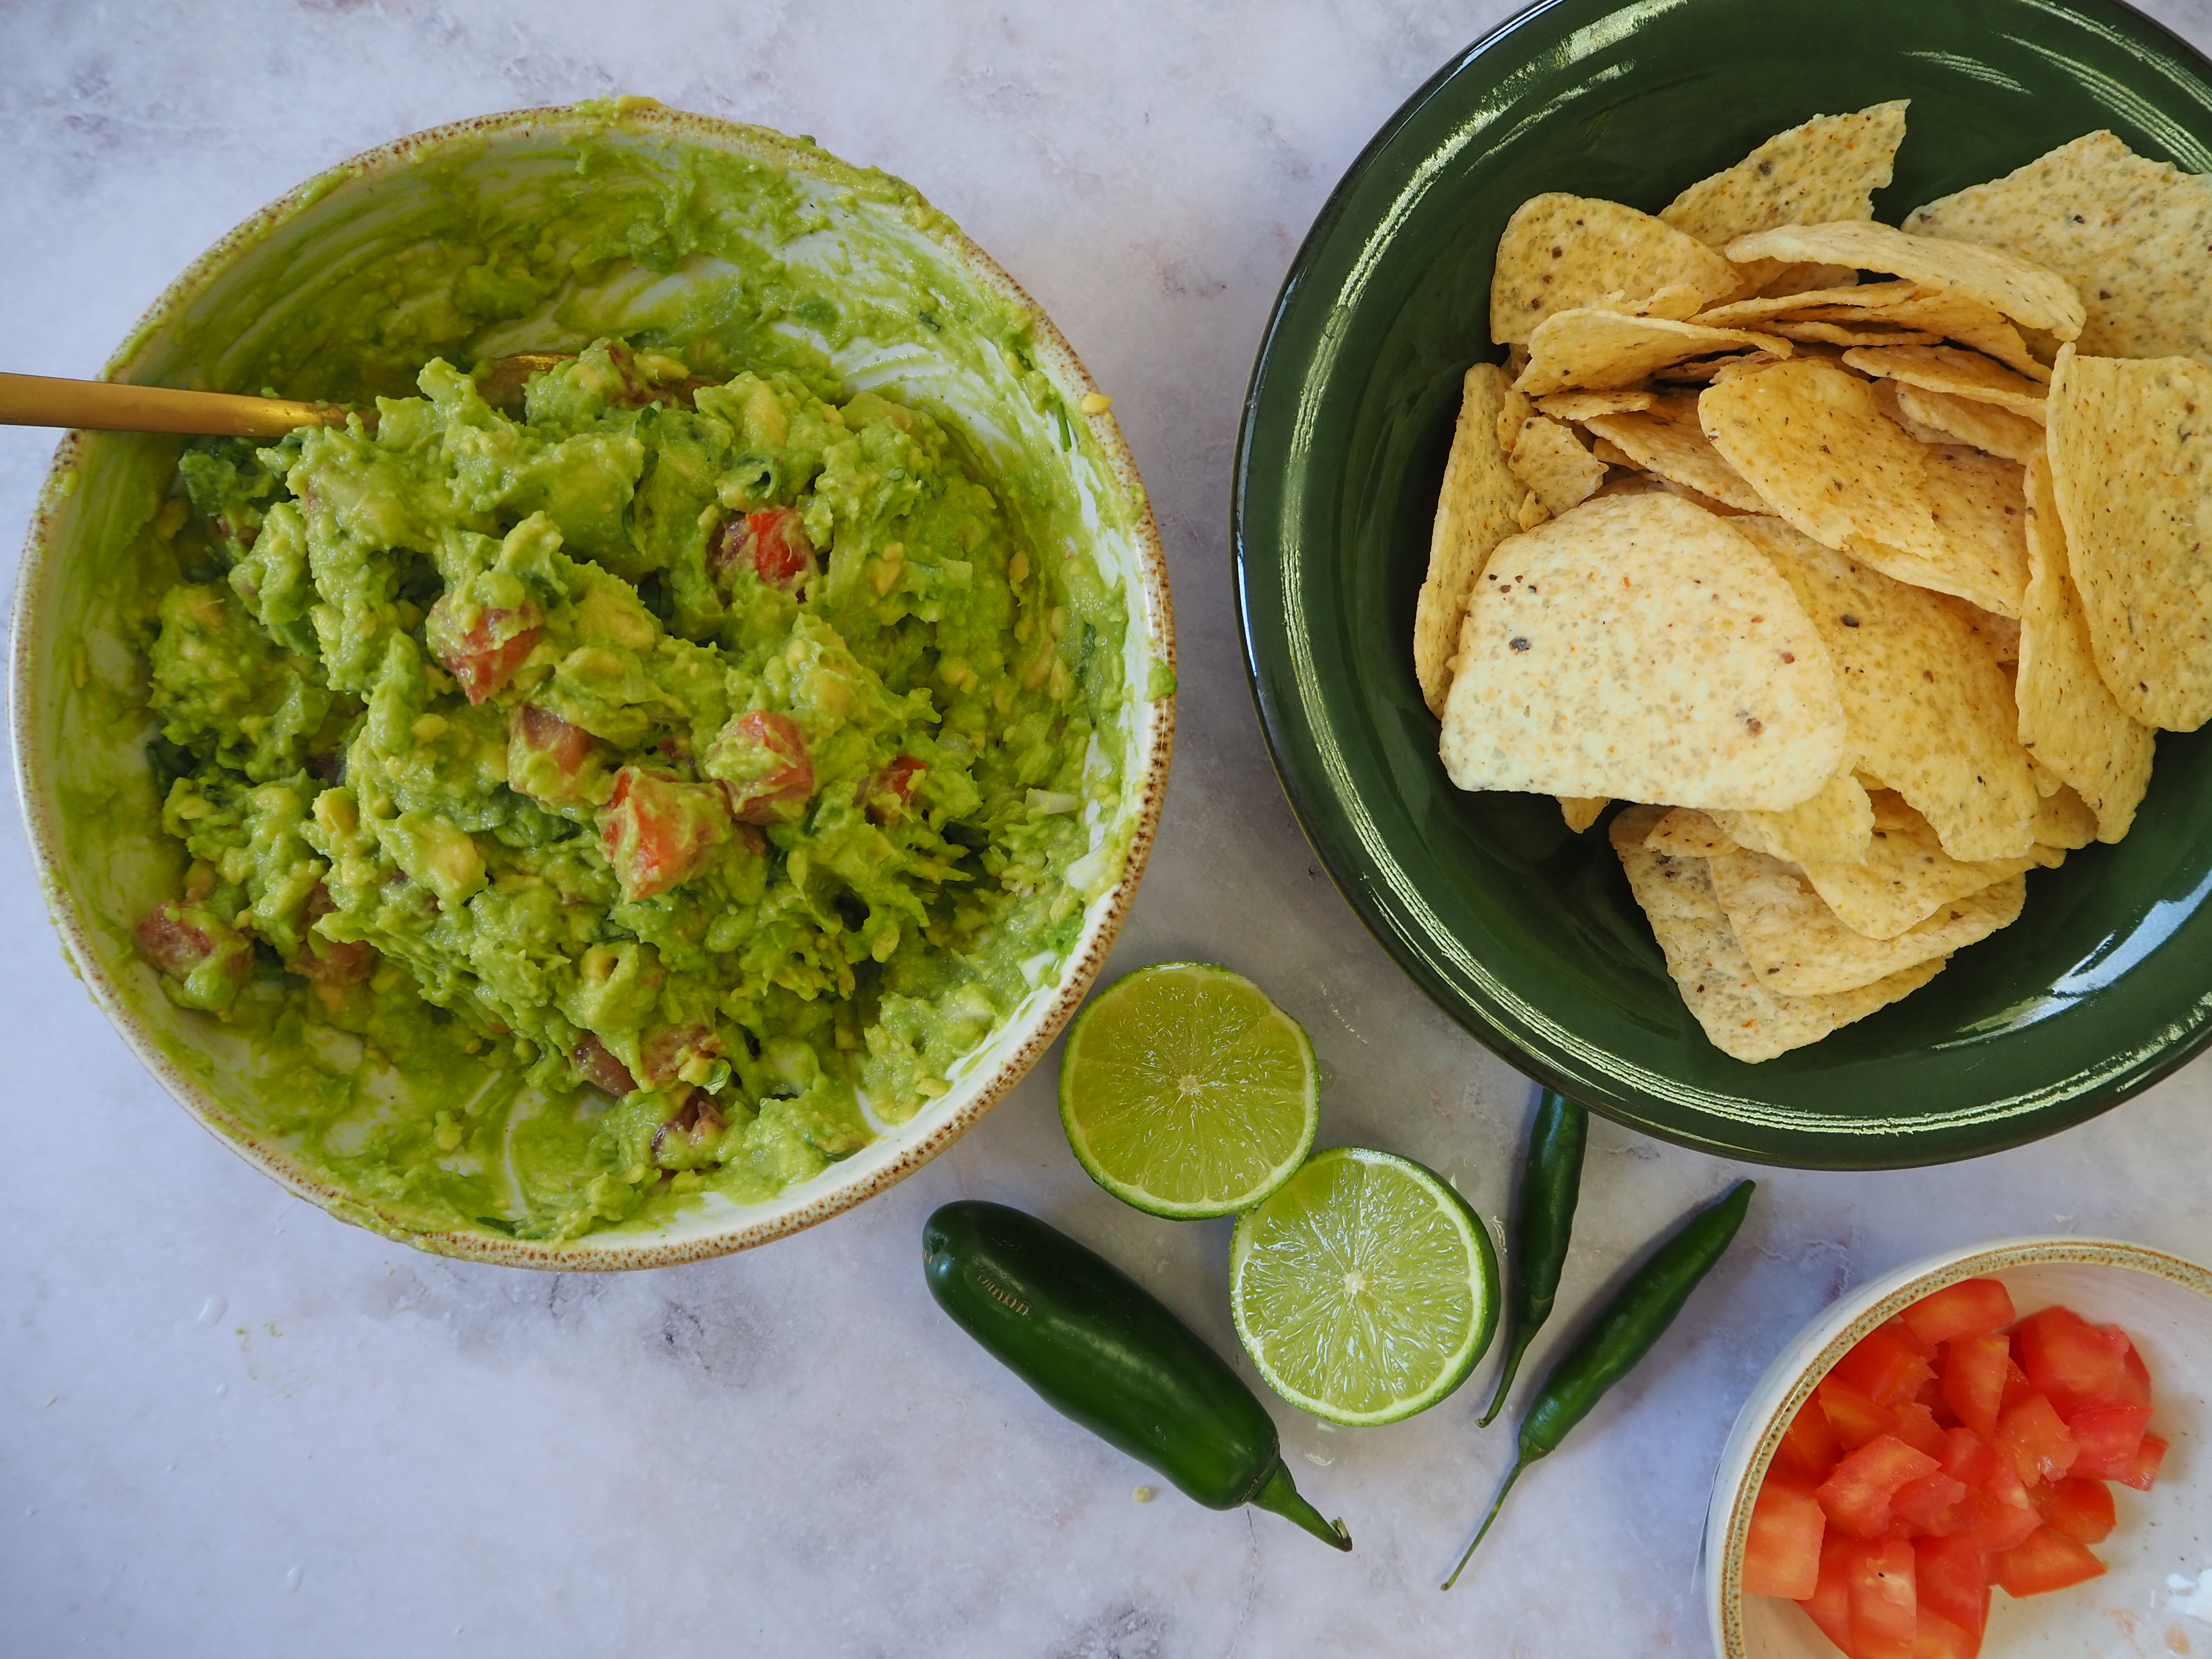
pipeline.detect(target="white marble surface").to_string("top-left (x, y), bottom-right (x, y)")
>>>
top-left (9, 2), bottom-right (2212, 1654)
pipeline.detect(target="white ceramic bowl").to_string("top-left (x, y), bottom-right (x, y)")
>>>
top-left (10, 102), bottom-right (1175, 1270)
top-left (1705, 1238), bottom-right (2212, 1658)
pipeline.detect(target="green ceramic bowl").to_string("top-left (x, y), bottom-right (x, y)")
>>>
top-left (1234, 0), bottom-right (2212, 1168)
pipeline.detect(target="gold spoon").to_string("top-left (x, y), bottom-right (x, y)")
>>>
top-left (0, 354), bottom-right (575, 436)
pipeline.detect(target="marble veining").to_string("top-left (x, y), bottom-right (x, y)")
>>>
top-left (7, 1), bottom-right (2212, 1653)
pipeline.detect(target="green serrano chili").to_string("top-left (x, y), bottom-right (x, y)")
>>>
top-left (923, 1199), bottom-right (1352, 1551)
top-left (1479, 1090), bottom-right (1588, 1427)
top-left (1442, 1178), bottom-right (1754, 1589)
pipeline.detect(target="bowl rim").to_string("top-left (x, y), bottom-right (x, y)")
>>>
top-left (1230, 0), bottom-right (2212, 1170)
top-left (1701, 1234), bottom-right (2212, 1659)
top-left (8, 99), bottom-right (1177, 1271)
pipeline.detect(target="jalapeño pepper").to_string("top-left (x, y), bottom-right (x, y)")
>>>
top-left (923, 1199), bottom-right (1351, 1550)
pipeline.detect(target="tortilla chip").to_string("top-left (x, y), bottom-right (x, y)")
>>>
top-left (1414, 364), bottom-right (1531, 715)
top-left (1760, 263), bottom-right (1863, 297)
top-left (2046, 347), bottom-right (2212, 731)
top-left (1955, 600), bottom-right (2021, 666)
top-left (1517, 310), bottom-right (1791, 396)
top-left (1584, 393), bottom-right (1771, 513)
top-left (1799, 790), bottom-right (2039, 938)
top-left (1712, 843), bottom-right (2023, 995)
top-left (1726, 221), bottom-right (2086, 341)
top-left (1515, 491), bottom-right (1552, 531)
top-left (1662, 350), bottom-right (1795, 385)
top-left (2015, 452), bottom-right (2155, 841)
top-left (1731, 516), bottom-right (2038, 861)
top-left (2033, 785), bottom-right (2099, 850)
top-left (1700, 360), bottom-right (1950, 568)
top-left (1904, 131), bottom-right (2212, 362)
top-left (1559, 795), bottom-right (1609, 833)
top-left (1535, 389), bottom-right (1658, 421)
top-left (1713, 769), bottom-right (1875, 865)
top-left (1663, 102), bottom-right (1909, 291)
top-left (1493, 381), bottom-right (1536, 454)
top-left (1644, 806), bottom-right (1743, 860)
top-left (1509, 415), bottom-right (1609, 514)
top-left (1772, 322), bottom-right (1946, 349)
top-left (1909, 446), bottom-right (2031, 620)
top-left (1438, 494), bottom-right (1846, 808)
top-left (1692, 281), bottom-right (1921, 330)
top-left (1491, 194), bottom-right (1744, 346)
top-left (1796, 291), bottom-right (2052, 383)
top-left (1841, 345), bottom-right (2048, 419)
top-left (1890, 382), bottom-right (2045, 466)
top-left (1610, 805), bottom-right (1943, 1060)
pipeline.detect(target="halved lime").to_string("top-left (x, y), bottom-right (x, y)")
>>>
top-left (1230, 1146), bottom-right (1499, 1426)
top-left (1058, 962), bottom-right (1320, 1219)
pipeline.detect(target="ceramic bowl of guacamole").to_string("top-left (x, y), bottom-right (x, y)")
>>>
top-left (1235, 0), bottom-right (2212, 1167)
top-left (13, 99), bottom-right (1175, 1267)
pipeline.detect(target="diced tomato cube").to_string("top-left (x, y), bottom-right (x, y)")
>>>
top-left (1836, 1322), bottom-right (1938, 1407)
top-left (1996, 1394), bottom-right (2079, 1487)
top-left (1915, 1533), bottom-right (1991, 1639)
top-left (714, 507), bottom-right (817, 592)
top-left (427, 594), bottom-right (543, 704)
top-left (857, 755), bottom-right (928, 824)
top-left (1818, 1434), bottom-right (1942, 1540)
top-left (1938, 1427), bottom-right (1998, 1489)
top-left (2110, 1433), bottom-right (2166, 1492)
top-left (2015, 1306), bottom-right (2133, 1418)
top-left (2066, 1403), bottom-right (2152, 1473)
top-left (1819, 1376), bottom-right (1902, 1451)
top-left (1952, 1452), bottom-right (2043, 1554)
top-left (638, 1022), bottom-right (721, 1088)
top-left (1992, 1525), bottom-right (2106, 1598)
top-left (1892, 1400), bottom-right (1946, 1458)
top-left (1744, 1475), bottom-right (1827, 1599)
top-left (707, 709), bottom-right (816, 825)
top-left (516, 702), bottom-right (591, 771)
top-left (2115, 1333), bottom-right (2152, 1409)
top-left (2028, 1475), bottom-right (2115, 1546)
top-left (600, 765), bottom-right (731, 901)
top-left (1777, 1396), bottom-right (1844, 1483)
top-left (1907, 1607), bottom-right (1982, 1659)
top-left (1901, 1278), bottom-right (2017, 1347)
top-left (571, 1033), bottom-right (637, 1097)
top-left (1891, 1469), bottom-right (1970, 1534)
top-left (1799, 1534), bottom-right (1857, 1653)
top-left (293, 882), bottom-right (375, 986)
top-left (134, 900), bottom-right (255, 1012)
top-left (1843, 1536), bottom-right (1918, 1647)
top-left (1941, 1334), bottom-right (2013, 1441)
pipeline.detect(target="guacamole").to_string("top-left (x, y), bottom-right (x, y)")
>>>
top-left (130, 337), bottom-right (1127, 1241)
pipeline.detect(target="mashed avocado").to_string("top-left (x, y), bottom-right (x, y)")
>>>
top-left (132, 337), bottom-right (1126, 1240)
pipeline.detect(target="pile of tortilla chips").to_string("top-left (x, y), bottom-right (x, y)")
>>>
top-left (1416, 104), bottom-right (2212, 1062)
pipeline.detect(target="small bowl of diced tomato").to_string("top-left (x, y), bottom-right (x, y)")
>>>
top-left (1705, 1238), bottom-right (2212, 1659)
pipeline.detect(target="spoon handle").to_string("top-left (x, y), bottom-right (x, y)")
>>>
top-left (0, 372), bottom-right (344, 437)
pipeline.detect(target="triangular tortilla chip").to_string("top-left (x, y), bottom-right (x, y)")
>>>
top-left (1709, 841), bottom-right (2023, 995)
top-left (1509, 415), bottom-right (1608, 514)
top-left (1726, 221), bottom-right (2086, 341)
top-left (1700, 360), bottom-right (1950, 569)
top-left (1842, 345), bottom-right (2047, 419)
top-left (1438, 494), bottom-right (1845, 808)
top-left (1772, 322), bottom-right (1945, 349)
top-left (1414, 364), bottom-right (1530, 715)
top-left (1534, 389), bottom-right (1657, 421)
top-left (1794, 291), bottom-right (2051, 382)
top-left (1559, 795), bottom-right (1608, 833)
top-left (2033, 785), bottom-right (2099, 850)
top-left (1584, 393), bottom-right (1771, 514)
top-left (1692, 281), bottom-right (1920, 330)
top-left (1887, 382), bottom-right (2044, 466)
top-left (1731, 516), bottom-right (2038, 861)
top-left (1663, 102), bottom-right (1909, 291)
top-left (2016, 452), bottom-right (2155, 840)
top-left (1491, 194), bottom-right (1743, 346)
top-left (1913, 445), bottom-right (2031, 620)
top-left (1905, 131), bottom-right (2212, 362)
top-left (2046, 347), bottom-right (2212, 731)
top-left (1712, 769), bottom-right (1875, 865)
top-left (1517, 310), bottom-right (1790, 396)
top-left (1798, 791), bottom-right (2039, 939)
top-left (1610, 805), bottom-right (1944, 1060)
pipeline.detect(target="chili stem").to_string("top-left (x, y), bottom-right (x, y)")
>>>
top-left (1441, 1455), bottom-right (1526, 1589)
top-left (1251, 1461), bottom-right (1354, 1551)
